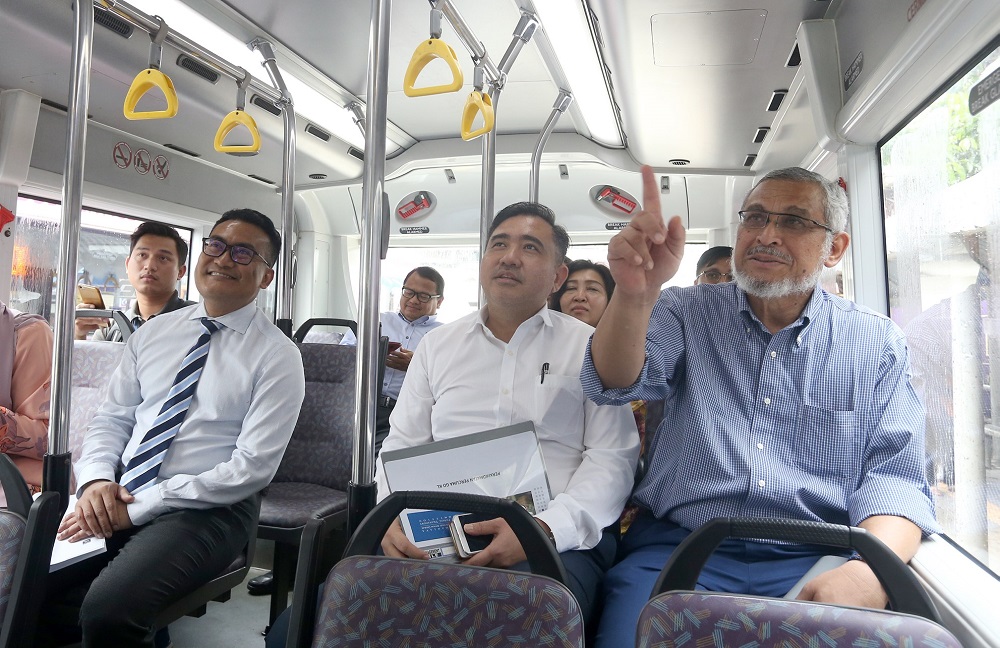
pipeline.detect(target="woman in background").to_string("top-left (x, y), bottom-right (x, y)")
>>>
top-left (549, 259), bottom-right (615, 327)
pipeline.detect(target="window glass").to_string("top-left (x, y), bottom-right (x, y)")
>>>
top-left (881, 43), bottom-right (1000, 573)
top-left (10, 195), bottom-right (193, 321)
top-left (378, 242), bottom-right (714, 324)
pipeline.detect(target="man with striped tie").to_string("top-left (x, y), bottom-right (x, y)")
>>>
top-left (58, 208), bottom-right (305, 648)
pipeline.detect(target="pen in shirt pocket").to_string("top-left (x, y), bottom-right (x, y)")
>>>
top-left (540, 362), bottom-right (549, 384)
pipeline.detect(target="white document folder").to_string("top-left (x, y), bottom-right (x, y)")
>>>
top-left (380, 421), bottom-right (552, 559)
top-left (48, 494), bottom-right (108, 572)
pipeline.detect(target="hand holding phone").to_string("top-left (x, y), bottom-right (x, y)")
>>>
top-left (449, 513), bottom-right (495, 558)
top-left (387, 341), bottom-right (402, 354)
top-left (76, 285), bottom-right (106, 309)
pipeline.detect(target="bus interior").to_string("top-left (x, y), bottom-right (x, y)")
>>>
top-left (0, 0), bottom-right (999, 645)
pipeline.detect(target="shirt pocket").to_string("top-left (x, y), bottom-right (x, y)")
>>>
top-left (794, 404), bottom-right (858, 480)
top-left (533, 375), bottom-right (585, 444)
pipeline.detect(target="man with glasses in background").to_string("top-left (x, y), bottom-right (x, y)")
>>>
top-left (694, 245), bottom-right (733, 285)
top-left (584, 167), bottom-right (937, 647)
top-left (59, 209), bottom-right (305, 648)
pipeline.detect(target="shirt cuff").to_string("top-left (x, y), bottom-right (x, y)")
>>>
top-left (127, 486), bottom-right (165, 527)
top-left (534, 506), bottom-right (575, 553)
top-left (75, 465), bottom-right (118, 498)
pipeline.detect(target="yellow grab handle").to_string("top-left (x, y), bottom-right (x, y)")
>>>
top-left (214, 110), bottom-right (261, 155)
top-left (403, 39), bottom-right (464, 97)
top-left (123, 69), bottom-right (179, 120)
top-left (461, 91), bottom-right (494, 141)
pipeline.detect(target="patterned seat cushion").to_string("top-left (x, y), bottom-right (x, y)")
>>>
top-left (259, 482), bottom-right (348, 529)
top-left (0, 510), bottom-right (26, 625)
top-left (636, 592), bottom-right (962, 648)
top-left (312, 556), bottom-right (584, 647)
top-left (70, 341), bottom-right (127, 463)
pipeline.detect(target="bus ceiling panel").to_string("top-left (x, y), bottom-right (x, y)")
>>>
top-left (340, 161), bottom-right (692, 239)
top-left (587, 0), bottom-right (829, 170)
top-left (28, 107), bottom-right (280, 221)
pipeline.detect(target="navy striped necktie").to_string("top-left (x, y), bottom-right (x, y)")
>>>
top-left (120, 317), bottom-right (221, 493)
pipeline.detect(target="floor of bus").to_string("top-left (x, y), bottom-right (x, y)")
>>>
top-left (168, 539), bottom-right (276, 647)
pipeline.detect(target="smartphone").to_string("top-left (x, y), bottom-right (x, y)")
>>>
top-left (449, 513), bottom-right (495, 558)
top-left (387, 341), bottom-right (402, 353)
top-left (76, 285), bottom-right (105, 309)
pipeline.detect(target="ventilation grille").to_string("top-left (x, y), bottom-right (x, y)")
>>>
top-left (176, 55), bottom-right (219, 84)
top-left (163, 143), bottom-right (200, 158)
top-left (786, 44), bottom-right (801, 67)
top-left (304, 124), bottom-right (331, 142)
top-left (248, 174), bottom-right (276, 185)
top-left (753, 127), bottom-right (770, 144)
top-left (95, 7), bottom-right (133, 38)
top-left (744, 154), bottom-right (757, 167)
top-left (668, 159), bottom-right (690, 166)
top-left (348, 147), bottom-right (364, 161)
top-left (250, 95), bottom-right (281, 116)
top-left (766, 90), bottom-right (787, 112)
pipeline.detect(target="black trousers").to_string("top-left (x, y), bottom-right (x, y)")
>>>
top-left (72, 495), bottom-right (257, 647)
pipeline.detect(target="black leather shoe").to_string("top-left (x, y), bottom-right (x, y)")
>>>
top-left (247, 571), bottom-right (275, 596)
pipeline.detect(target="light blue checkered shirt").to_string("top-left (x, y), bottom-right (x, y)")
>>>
top-left (582, 283), bottom-right (939, 535)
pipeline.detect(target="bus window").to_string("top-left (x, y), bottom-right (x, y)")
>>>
top-left (10, 195), bottom-right (193, 320)
top-left (881, 40), bottom-right (1000, 574)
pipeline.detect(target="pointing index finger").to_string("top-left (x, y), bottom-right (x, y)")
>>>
top-left (640, 165), bottom-right (666, 243)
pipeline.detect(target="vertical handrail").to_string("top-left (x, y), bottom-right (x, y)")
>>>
top-left (46, 0), bottom-right (95, 509)
top-left (529, 91), bottom-right (573, 202)
top-left (250, 39), bottom-right (296, 336)
top-left (477, 14), bottom-right (537, 306)
top-left (349, 0), bottom-right (392, 534)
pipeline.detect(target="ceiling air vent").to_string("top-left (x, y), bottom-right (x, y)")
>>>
top-left (163, 143), bottom-right (200, 158)
top-left (304, 124), bottom-right (331, 142)
top-left (348, 147), bottom-right (364, 161)
top-left (309, 173), bottom-right (327, 180)
top-left (786, 44), bottom-right (801, 67)
top-left (668, 159), bottom-right (690, 166)
top-left (767, 90), bottom-right (788, 112)
top-left (95, 7), bottom-right (133, 38)
top-left (744, 154), bottom-right (757, 167)
top-left (176, 55), bottom-right (219, 84)
top-left (753, 127), bottom-right (770, 144)
top-left (250, 95), bottom-right (281, 116)
top-left (248, 175), bottom-right (276, 185)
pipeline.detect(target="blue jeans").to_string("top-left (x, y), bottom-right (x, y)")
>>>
top-left (594, 512), bottom-right (830, 648)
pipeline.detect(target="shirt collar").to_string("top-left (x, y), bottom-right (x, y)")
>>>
top-left (396, 311), bottom-right (437, 326)
top-left (188, 301), bottom-right (257, 334)
top-left (736, 283), bottom-right (825, 332)
top-left (472, 302), bottom-right (552, 334)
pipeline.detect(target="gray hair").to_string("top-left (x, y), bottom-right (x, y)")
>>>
top-left (749, 167), bottom-right (849, 234)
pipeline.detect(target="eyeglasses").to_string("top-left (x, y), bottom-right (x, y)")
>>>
top-left (202, 237), bottom-right (272, 266)
top-left (401, 286), bottom-right (440, 303)
top-left (738, 210), bottom-right (833, 234)
top-left (697, 270), bottom-right (734, 283)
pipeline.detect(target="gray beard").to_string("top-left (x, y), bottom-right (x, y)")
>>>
top-left (732, 256), bottom-right (827, 300)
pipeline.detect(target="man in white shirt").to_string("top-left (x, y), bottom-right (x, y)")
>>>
top-left (75, 221), bottom-right (194, 342)
top-left (58, 208), bottom-right (306, 648)
top-left (377, 202), bottom-right (639, 623)
top-left (340, 266), bottom-right (444, 455)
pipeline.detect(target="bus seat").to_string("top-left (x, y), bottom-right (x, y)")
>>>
top-left (285, 491), bottom-right (581, 648)
top-left (256, 343), bottom-right (359, 624)
top-left (636, 517), bottom-right (960, 647)
top-left (292, 317), bottom-right (357, 342)
top-left (69, 341), bottom-right (127, 474)
top-left (0, 455), bottom-right (61, 648)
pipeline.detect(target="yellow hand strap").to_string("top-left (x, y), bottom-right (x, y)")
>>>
top-left (461, 91), bottom-right (494, 141)
top-left (214, 110), bottom-right (261, 155)
top-left (403, 39), bottom-right (464, 97)
top-left (123, 69), bottom-right (179, 120)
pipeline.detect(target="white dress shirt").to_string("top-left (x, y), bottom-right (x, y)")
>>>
top-left (75, 302), bottom-right (305, 526)
top-left (376, 305), bottom-right (639, 552)
top-left (341, 311), bottom-right (442, 400)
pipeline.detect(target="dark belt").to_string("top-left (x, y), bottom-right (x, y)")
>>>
top-left (377, 396), bottom-right (397, 408)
